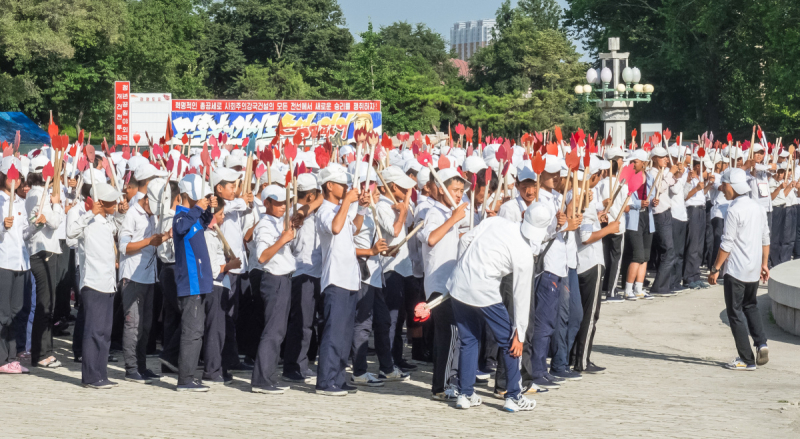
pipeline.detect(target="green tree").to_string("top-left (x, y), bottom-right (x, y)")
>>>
top-left (235, 60), bottom-right (315, 99)
top-left (467, 1), bottom-right (590, 134)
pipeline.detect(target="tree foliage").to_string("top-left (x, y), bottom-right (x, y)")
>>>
top-left (565, 0), bottom-right (800, 138)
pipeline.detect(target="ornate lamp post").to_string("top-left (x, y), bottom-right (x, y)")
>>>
top-left (575, 37), bottom-right (654, 147)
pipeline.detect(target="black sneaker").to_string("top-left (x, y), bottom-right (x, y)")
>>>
top-left (252, 385), bottom-right (286, 394)
top-left (282, 370), bottom-right (310, 383)
top-left (141, 369), bottom-right (162, 381)
top-left (395, 358), bottom-right (418, 372)
top-left (159, 358), bottom-right (179, 373)
top-left (107, 380), bottom-right (119, 387)
top-left (550, 368), bottom-right (583, 381)
top-left (125, 372), bottom-right (152, 384)
top-left (107, 355), bottom-right (118, 363)
top-left (228, 361), bottom-right (254, 372)
top-left (203, 375), bottom-right (226, 385)
top-left (341, 383), bottom-right (359, 394)
top-left (177, 379), bottom-right (209, 392)
top-left (315, 385), bottom-right (347, 396)
top-left (83, 380), bottom-right (114, 389)
top-left (73, 356), bottom-right (82, 363)
top-left (583, 362), bottom-right (606, 374)
top-left (544, 372), bottom-right (565, 383)
top-left (302, 368), bottom-right (317, 378)
top-left (531, 376), bottom-right (559, 389)
top-left (650, 290), bottom-right (677, 297)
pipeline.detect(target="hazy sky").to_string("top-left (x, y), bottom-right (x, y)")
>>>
top-left (336, 0), bottom-right (588, 58)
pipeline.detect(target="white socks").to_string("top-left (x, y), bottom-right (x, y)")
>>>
top-left (634, 282), bottom-right (643, 295)
top-left (625, 282), bottom-right (634, 296)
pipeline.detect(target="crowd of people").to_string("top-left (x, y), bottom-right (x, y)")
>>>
top-left (0, 127), bottom-right (779, 412)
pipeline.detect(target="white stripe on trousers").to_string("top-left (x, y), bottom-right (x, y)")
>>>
top-left (581, 265), bottom-right (603, 370)
top-left (611, 233), bottom-right (625, 295)
top-left (445, 324), bottom-right (458, 385)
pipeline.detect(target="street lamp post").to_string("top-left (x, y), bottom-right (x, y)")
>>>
top-left (574, 37), bottom-right (654, 148)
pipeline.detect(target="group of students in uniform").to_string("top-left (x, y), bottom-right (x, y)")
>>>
top-left (0, 130), bottom-right (778, 413)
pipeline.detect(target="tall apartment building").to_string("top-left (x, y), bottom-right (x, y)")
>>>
top-left (450, 19), bottom-right (496, 61)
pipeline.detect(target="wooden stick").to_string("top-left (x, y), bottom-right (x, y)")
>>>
top-left (491, 160), bottom-right (505, 211)
top-left (469, 187), bottom-right (475, 230)
top-left (426, 164), bottom-right (458, 209)
top-left (615, 193), bottom-right (633, 222)
top-left (748, 125), bottom-right (756, 161)
top-left (376, 172), bottom-right (397, 204)
top-left (8, 180), bottom-right (16, 218)
top-left (647, 168), bottom-right (663, 200)
top-left (482, 173), bottom-right (492, 218)
top-left (559, 169), bottom-right (571, 212)
top-left (284, 184), bottom-right (291, 232)
top-left (213, 224), bottom-right (235, 260)
top-left (385, 222), bottom-right (424, 257)
top-left (36, 177), bottom-right (52, 215)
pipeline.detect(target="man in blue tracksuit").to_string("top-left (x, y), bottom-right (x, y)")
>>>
top-left (173, 174), bottom-right (216, 392)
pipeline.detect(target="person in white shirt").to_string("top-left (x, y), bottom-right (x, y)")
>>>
top-left (69, 183), bottom-right (124, 388)
top-left (708, 168), bottom-right (769, 370)
top-left (153, 179), bottom-right (184, 374)
top-left (375, 166), bottom-right (419, 373)
top-left (0, 157), bottom-right (32, 374)
top-left (350, 179), bottom-right (397, 387)
top-left (600, 148), bottom-right (631, 302)
top-left (445, 202), bottom-right (544, 412)
top-left (622, 149), bottom-right (657, 300)
top-left (572, 159), bottom-right (620, 373)
top-left (314, 164), bottom-right (366, 396)
top-left (118, 181), bottom-right (168, 383)
top-left (250, 185), bottom-right (298, 394)
top-left (682, 156), bottom-right (711, 289)
top-left (708, 156), bottom-right (730, 281)
top-left (419, 167), bottom-right (469, 401)
top-left (782, 164), bottom-right (799, 263)
top-left (212, 167), bottom-right (253, 372)
top-left (768, 164), bottom-right (789, 267)
top-left (203, 197), bottom-right (242, 385)
top-left (649, 147), bottom-right (679, 296)
top-left (282, 174), bottom-right (323, 383)
top-left (25, 156), bottom-right (65, 368)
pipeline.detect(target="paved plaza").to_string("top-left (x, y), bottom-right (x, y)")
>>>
top-left (2, 283), bottom-right (799, 438)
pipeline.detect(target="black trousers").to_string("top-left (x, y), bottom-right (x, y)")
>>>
top-left (351, 282), bottom-right (376, 377)
top-left (53, 241), bottom-right (72, 323)
top-left (147, 260), bottom-right (164, 355)
top-left (72, 265), bottom-right (85, 358)
top-left (703, 201), bottom-right (715, 268)
top-left (794, 205), bottom-right (800, 258)
top-left (371, 283), bottom-right (397, 374)
top-left (81, 287), bottom-right (114, 384)
top-left (14, 271), bottom-right (33, 353)
top-left (177, 294), bottom-right (205, 385)
top-left (430, 293), bottom-right (459, 394)
top-left (0, 268), bottom-right (26, 366)
top-left (571, 265), bottom-right (602, 371)
top-left (384, 271), bottom-right (415, 364)
top-left (237, 270), bottom-right (263, 360)
top-left (683, 206), bottom-right (706, 285)
top-left (651, 211), bottom-right (675, 294)
top-left (202, 285), bottom-right (227, 380)
top-left (283, 274), bottom-right (320, 375)
top-left (30, 251), bottom-right (58, 363)
top-left (251, 272), bottom-right (292, 388)
top-left (723, 274), bottom-right (767, 365)
top-left (769, 206), bottom-right (785, 268)
top-left (159, 264), bottom-right (180, 366)
top-left (710, 218), bottom-right (724, 274)
top-left (221, 272), bottom-right (242, 368)
top-left (315, 285), bottom-right (357, 391)
top-left (602, 233), bottom-right (624, 295)
top-left (121, 280), bottom-right (154, 375)
top-left (781, 205), bottom-right (796, 264)
top-left (672, 219), bottom-right (688, 290)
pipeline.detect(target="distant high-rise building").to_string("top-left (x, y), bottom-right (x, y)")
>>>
top-left (450, 19), bottom-right (496, 61)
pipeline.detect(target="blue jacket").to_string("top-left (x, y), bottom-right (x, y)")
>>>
top-left (173, 204), bottom-right (213, 297)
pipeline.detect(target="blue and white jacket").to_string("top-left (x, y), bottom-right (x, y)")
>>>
top-left (173, 204), bottom-right (214, 297)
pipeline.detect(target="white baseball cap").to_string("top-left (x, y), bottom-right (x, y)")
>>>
top-left (318, 163), bottom-right (350, 185)
top-left (179, 173), bottom-right (212, 200)
top-left (649, 146), bottom-right (668, 158)
top-left (543, 155), bottom-right (562, 174)
top-left (0, 157), bottom-right (21, 175)
top-left (517, 166), bottom-right (536, 182)
top-left (436, 167), bottom-right (470, 189)
top-left (604, 147), bottom-right (628, 160)
top-left (134, 163), bottom-right (167, 181)
top-left (381, 166), bottom-right (416, 189)
top-left (30, 155), bottom-right (50, 172)
top-left (402, 160), bottom-right (422, 174)
top-left (211, 167), bottom-right (241, 189)
top-left (261, 184), bottom-right (287, 202)
top-left (463, 156), bottom-right (487, 174)
top-left (626, 149), bottom-right (649, 163)
top-left (721, 168), bottom-right (750, 195)
top-left (521, 201), bottom-right (552, 253)
top-left (417, 167), bottom-right (430, 189)
top-left (296, 173), bottom-right (318, 192)
top-left (224, 154), bottom-right (246, 168)
top-left (94, 183), bottom-right (122, 203)
top-left (147, 177), bottom-right (170, 213)
top-left (82, 168), bottom-right (108, 184)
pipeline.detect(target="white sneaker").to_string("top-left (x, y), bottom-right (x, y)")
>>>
top-left (503, 395), bottom-right (536, 412)
top-left (475, 370), bottom-right (490, 380)
top-left (625, 292), bottom-right (638, 301)
top-left (456, 393), bottom-right (482, 409)
top-left (379, 366), bottom-right (410, 382)
top-left (350, 372), bottom-right (384, 387)
top-left (432, 384), bottom-right (460, 401)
